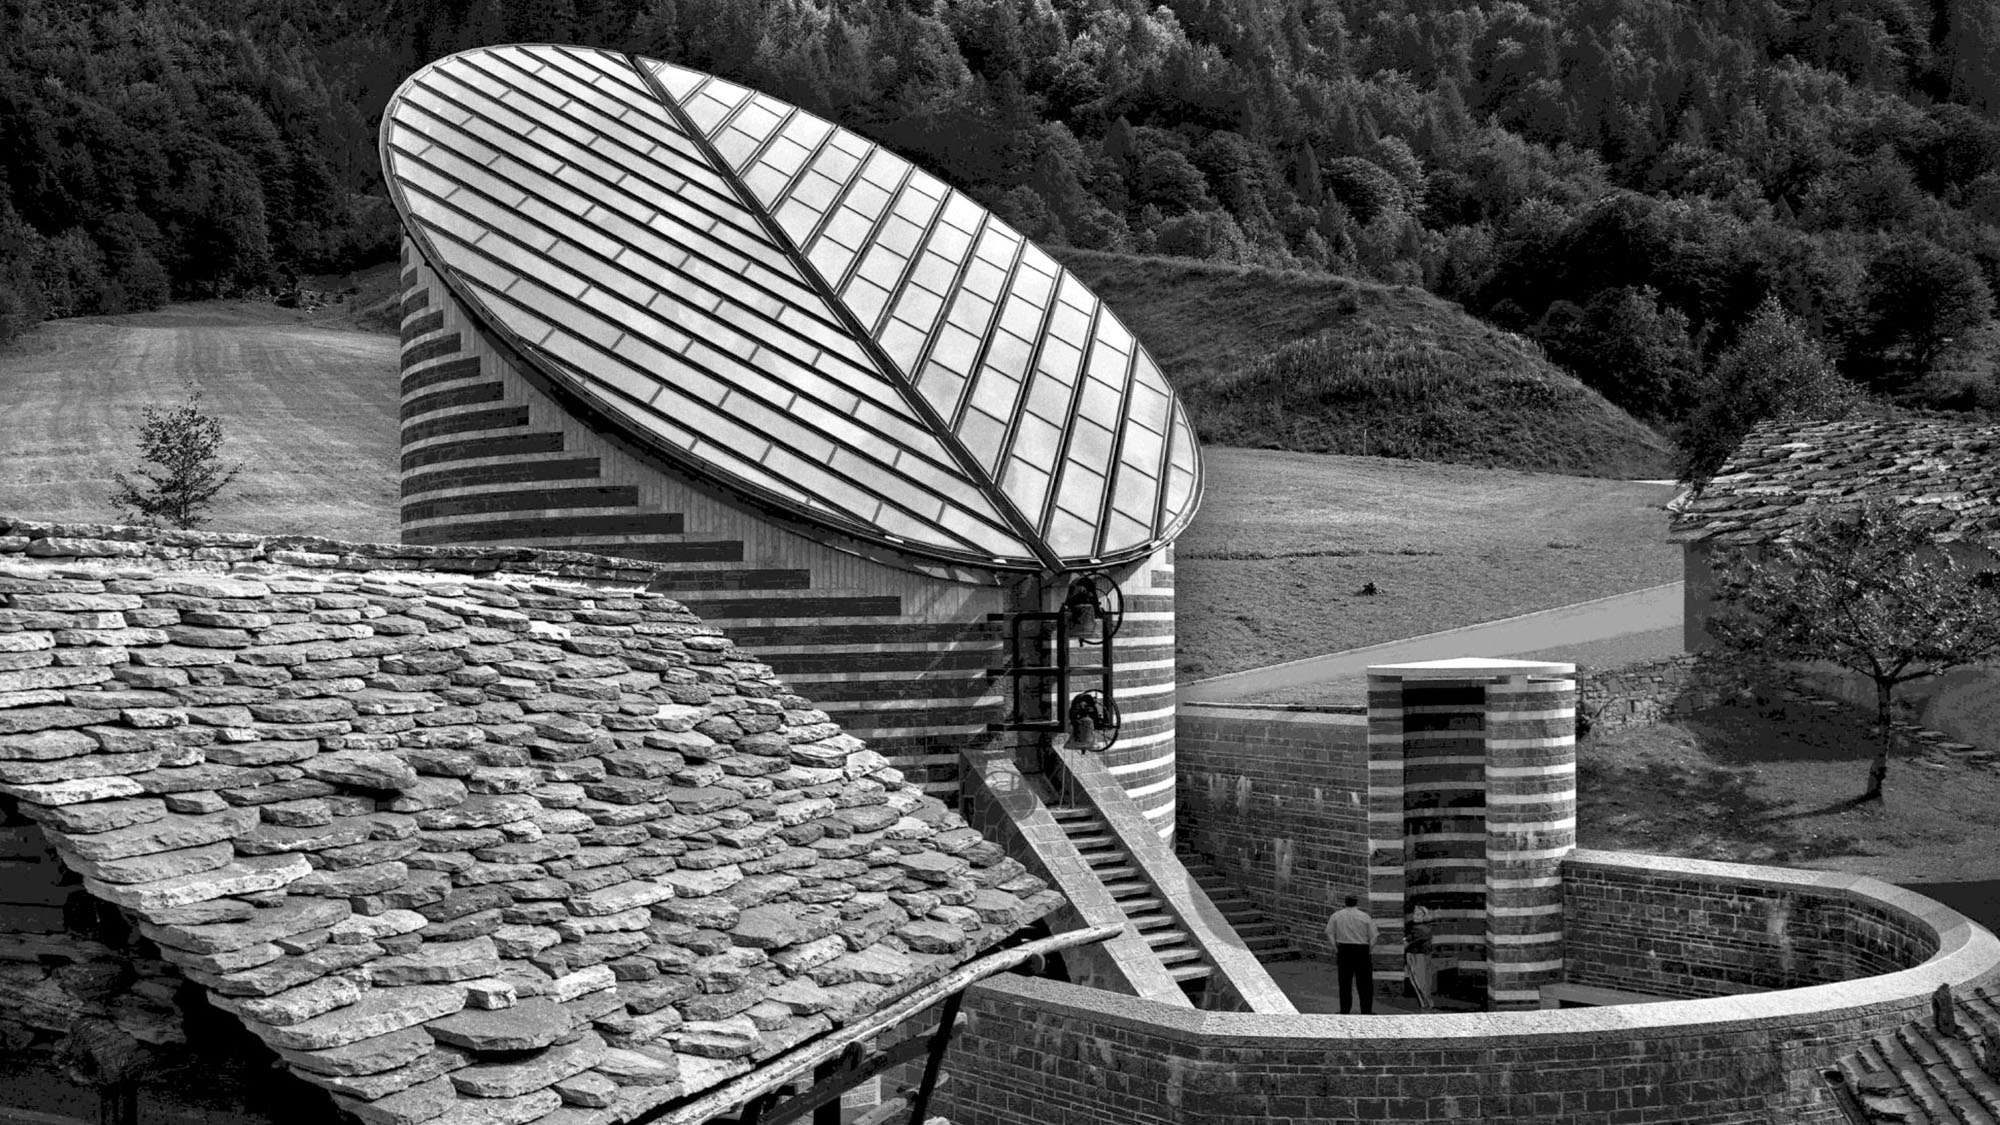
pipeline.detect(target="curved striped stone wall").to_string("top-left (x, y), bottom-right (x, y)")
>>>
top-left (1097, 548), bottom-right (1177, 837)
top-left (398, 245), bottom-right (1010, 802)
top-left (1484, 675), bottom-right (1578, 1008)
top-left (1397, 683), bottom-right (1490, 983)
top-left (398, 243), bottom-right (1179, 828)
top-left (1364, 659), bottom-right (1576, 1010)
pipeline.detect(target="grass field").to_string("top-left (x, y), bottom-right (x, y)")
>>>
top-left (0, 302), bottom-right (400, 541)
top-left (1579, 702), bottom-right (2000, 884)
top-left (1056, 249), bottom-right (1675, 479)
top-left (0, 285), bottom-right (1680, 683)
top-left (1174, 448), bottom-right (1681, 679)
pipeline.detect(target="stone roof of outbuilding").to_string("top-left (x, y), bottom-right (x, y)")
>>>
top-left (1827, 984), bottom-right (2000, 1123)
top-left (0, 518), bottom-right (1061, 1125)
top-left (1671, 416), bottom-right (2000, 546)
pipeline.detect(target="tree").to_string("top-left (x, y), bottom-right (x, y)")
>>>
top-left (1540, 285), bottom-right (1699, 419)
top-left (1323, 155), bottom-right (1406, 225)
top-left (109, 380), bottom-right (244, 529)
top-left (1851, 237), bottom-right (1994, 392)
top-left (1942, 0), bottom-right (2000, 111)
top-left (1706, 505), bottom-right (2000, 802)
top-left (1677, 298), bottom-right (1858, 487)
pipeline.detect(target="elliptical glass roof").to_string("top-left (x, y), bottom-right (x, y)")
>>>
top-left (381, 45), bottom-right (1202, 570)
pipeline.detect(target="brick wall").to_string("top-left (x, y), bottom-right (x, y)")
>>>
top-left (938, 852), bottom-right (2000, 1125)
top-left (1174, 707), bottom-right (1367, 957)
top-left (1562, 851), bottom-right (1937, 997)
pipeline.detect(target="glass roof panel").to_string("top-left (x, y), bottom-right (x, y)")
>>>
top-left (386, 47), bottom-right (1200, 568)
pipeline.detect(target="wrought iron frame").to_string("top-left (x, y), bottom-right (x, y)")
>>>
top-left (988, 569), bottom-right (1123, 752)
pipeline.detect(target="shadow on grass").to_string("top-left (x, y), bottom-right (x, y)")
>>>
top-left (1763, 793), bottom-right (1881, 822)
top-left (1677, 702), bottom-right (1888, 766)
top-left (1579, 712), bottom-right (1871, 865)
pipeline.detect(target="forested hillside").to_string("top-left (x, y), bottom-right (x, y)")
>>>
top-left (5, 0), bottom-right (1999, 454)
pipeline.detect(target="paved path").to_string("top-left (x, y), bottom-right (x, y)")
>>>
top-left (1185, 582), bottom-right (1684, 703)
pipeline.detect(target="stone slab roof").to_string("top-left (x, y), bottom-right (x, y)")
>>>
top-left (0, 519), bottom-right (1061, 1125)
top-left (1829, 985), bottom-right (2000, 1123)
top-left (1671, 416), bottom-right (2000, 546)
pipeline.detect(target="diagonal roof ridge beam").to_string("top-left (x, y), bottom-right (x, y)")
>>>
top-left (627, 55), bottom-right (1068, 574)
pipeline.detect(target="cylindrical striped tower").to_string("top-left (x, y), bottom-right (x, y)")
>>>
top-left (380, 45), bottom-right (1202, 825)
top-left (1483, 673), bottom-right (1578, 1008)
top-left (1365, 659), bottom-right (1577, 1011)
top-left (1096, 546), bottom-right (1178, 835)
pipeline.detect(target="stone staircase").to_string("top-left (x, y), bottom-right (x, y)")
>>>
top-left (1789, 693), bottom-right (1997, 770)
top-left (1048, 805), bottom-right (1212, 990)
top-left (1178, 851), bottom-right (1298, 963)
top-left (1829, 985), bottom-right (2000, 1123)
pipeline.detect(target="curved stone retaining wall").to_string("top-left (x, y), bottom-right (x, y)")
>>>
top-left (1564, 850), bottom-right (1939, 997)
top-left (938, 851), bottom-right (2000, 1125)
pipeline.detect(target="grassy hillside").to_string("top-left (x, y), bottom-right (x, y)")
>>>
top-left (0, 304), bottom-right (400, 541)
top-left (1057, 249), bottom-right (1675, 479)
top-left (0, 299), bottom-right (1683, 681)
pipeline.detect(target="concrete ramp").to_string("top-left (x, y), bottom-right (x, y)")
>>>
top-left (960, 744), bottom-right (1295, 1012)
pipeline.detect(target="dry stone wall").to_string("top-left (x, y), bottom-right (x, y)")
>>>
top-left (0, 517), bottom-right (1061, 1125)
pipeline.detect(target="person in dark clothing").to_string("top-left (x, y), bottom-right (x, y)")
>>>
top-left (1325, 894), bottom-right (1381, 1014)
top-left (1404, 901), bottom-right (1436, 1010)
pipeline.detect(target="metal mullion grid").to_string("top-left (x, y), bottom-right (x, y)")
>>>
top-left (704, 90), bottom-right (801, 177)
top-left (390, 142), bottom-right (816, 368)
top-left (448, 268), bottom-right (999, 558)
top-left (537, 44), bottom-right (660, 94)
top-left (480, 47), bottom-right (679, 136)
top-left (762, 112), bottom-right (845, 215)
top-left (829, 159), bottom-right (919, 299)
top-left (678, 71), bottom-right (878, 265)
top-left (1032, 299), bottom-right (1109, 543)
top-left (895, 206), bottom-right (992, 406)
top-left (945, 231), bottom-right (1030, 433)
top-left (864, 188), bottom-right (966, 342)
top-left (1150, 401), bottom-right (1189, 538)
top-left (386, 125), bottom-right (863, 388)
top-left (635, 54), bottom-right (1061, 571)
top-left (794, 140), bottom-right (876, 254)
top-left (453, 54), bottom-right (675, 163)
top-left (394, 177), bottom-right (1003, 551)
top-left (1091, 341), bottom-right (1147, 559)
top-left (391, 112), bottom-right (997, 503)
top-left (382, 84), bottom-right (1014, 565)
top-left (464, 55), bottom-right (797, 279)
top-left (447, 59), bottom-right (805, 297)
top-left (981, 259), bottom-right (1068, 492)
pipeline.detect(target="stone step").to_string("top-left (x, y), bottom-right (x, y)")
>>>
top-left (1178, 850), bottom-right (1302, 963)
top-left (1169, 963), bottom-right (1213, 983)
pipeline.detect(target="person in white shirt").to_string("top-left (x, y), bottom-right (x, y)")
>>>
top-left (1325, 894), bottom-right (1381, 1014)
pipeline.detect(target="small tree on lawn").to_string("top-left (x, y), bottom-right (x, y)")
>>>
top-left (109, 380), bottom-right (243, 529)
top-left (1707, 504), bottom-right (2000, 802)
